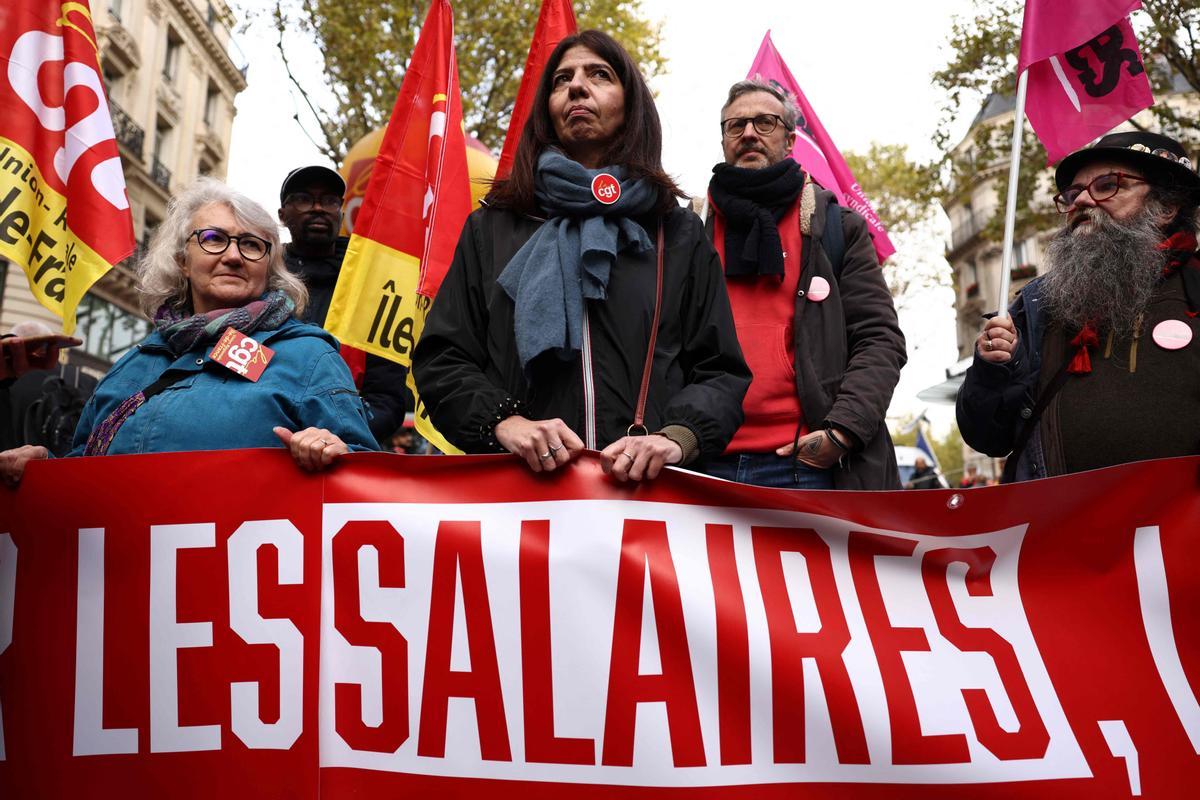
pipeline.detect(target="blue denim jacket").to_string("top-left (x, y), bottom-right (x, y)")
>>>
top-left (68, 318), bottom-right (379, 456)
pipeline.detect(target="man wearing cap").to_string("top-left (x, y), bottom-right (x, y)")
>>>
top-left (695, 78), bottom-right (907, 489)
top-left (957, 131), bottom-right (1200, 482)
top-left (279, 165), bottom-right (409, 442)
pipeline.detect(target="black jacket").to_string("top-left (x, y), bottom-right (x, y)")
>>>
top-left (283, 237), bottom-right (410, 441)
top-left (412, 205), bottom-right (751, 458)
top-left (704, 183), bottom-right (907, 489)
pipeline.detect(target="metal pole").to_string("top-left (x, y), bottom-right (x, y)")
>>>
top-left (995, 69), bottom-right (1029, 320)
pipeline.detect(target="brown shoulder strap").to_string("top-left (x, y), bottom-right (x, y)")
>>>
top-left (628, 221), bottom-right (665, 436)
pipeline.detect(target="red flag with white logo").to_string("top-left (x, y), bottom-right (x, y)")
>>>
top-left (0, 0), bottom-right (135, 333)
top-left (496, 0), bottom-right (578, 180)
top-left (1018, 2), bottom-right (1154, 163)
top-left (324, 0), bottom-right (471, 453)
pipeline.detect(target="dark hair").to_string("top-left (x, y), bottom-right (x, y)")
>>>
top-left (486, 29), bottom-right (683, 215)
top-left (1148, 181), bottom-right (1200, 235)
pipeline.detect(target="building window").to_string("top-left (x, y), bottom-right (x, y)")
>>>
top-left (74, 294), bottom-right (151, 367)
top-left (163, 27), bottom-right (183, 82)
top-left (204, 82), bottom-right (220, 127)
top-left (151, 118), bottom-right (173, 191)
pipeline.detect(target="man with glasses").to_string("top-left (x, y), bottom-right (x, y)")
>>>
top-left (279, 165), bottom-right (409, 443)
top-left (695, 78), bottom-right (906, 489)
top-left (957, 131), bottom-right (1200, 482)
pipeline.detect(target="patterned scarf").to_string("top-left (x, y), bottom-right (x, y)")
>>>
top-left (153, 290), bottom-right (295, 356)
top-left (83, 291), bottom-right (294, 456)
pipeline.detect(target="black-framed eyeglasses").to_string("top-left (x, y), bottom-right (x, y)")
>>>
top-left (189, 228), bottom-right (271, 261)
top-left (720, 114), bottom-right (791, 139)
top-left (1053, 171), bottom-right (1147, 213)
top-left (284, 192), bottom-right (344, 212)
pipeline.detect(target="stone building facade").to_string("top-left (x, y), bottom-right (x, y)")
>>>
top-left (0, 0), bottom-right (247, 373)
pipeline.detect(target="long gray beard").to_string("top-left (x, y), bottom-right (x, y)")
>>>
top-left (1040, 205), bottom-right (1168, 336)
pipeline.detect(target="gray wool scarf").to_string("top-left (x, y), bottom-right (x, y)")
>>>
top-left (496, 149), bottom-right (658, 374)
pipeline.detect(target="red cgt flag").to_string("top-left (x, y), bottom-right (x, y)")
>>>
top-left (1018, 1), bottom-right (1154, 164)
top-left (496, 0), bottom-right (578, 180)
top-left (0, 1), bottom-right (135, 334)
top-left (324, 0), bottom-right (471, 453)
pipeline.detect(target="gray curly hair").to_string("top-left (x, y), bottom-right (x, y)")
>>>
top-left (721, 77), bottom-right (800, 131)
top-left (136, 177), bottom-right (307, 317)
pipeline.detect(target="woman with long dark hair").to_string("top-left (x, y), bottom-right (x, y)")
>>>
top-left (414, 30), bottom-right (749, 481)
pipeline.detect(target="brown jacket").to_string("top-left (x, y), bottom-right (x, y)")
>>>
top-left (702, 180), bottom-right (907, 489)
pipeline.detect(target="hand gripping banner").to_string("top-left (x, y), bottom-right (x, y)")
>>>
top-left (1, 451), bottom-right (1198, 798)
top-left (0, 1), bottom-right (135, 333)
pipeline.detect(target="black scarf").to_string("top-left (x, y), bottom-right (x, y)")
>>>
top-left (708, 158), bottom-right (804, 277)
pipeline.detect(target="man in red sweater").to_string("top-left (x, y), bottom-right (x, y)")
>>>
top-left (697, 79), bottom-right (906, 489)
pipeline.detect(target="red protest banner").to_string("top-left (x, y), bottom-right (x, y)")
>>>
top-left (0, 0), bottom-right (135, 332)
top-left (1, 451), bottom-right (1198, 798)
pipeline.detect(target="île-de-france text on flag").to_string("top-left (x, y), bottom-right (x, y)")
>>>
top-left (1018, 0), bottom-right (1154, 164)
top-left (0, 1), bottom-right (134, 334)
top-left (746, 32), bottom-right (895, 263)
top-left (324, 0), bottom-right (472, 453)
top-left (496, 0), bottom-right (578, 180)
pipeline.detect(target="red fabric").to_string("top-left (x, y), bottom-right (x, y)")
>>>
top-left (1067, 322), bottom-right (1100, 374)
top-left (338, 343), bottom-right (367, 389)
top-left (712, 201), bottom-right (806, 452)
top-left (496, 0), bottom-right (577, 180)
top-left (347, 0), bottom-right (471, 300)
top-left (3, 450), bottom-right (1200, 797)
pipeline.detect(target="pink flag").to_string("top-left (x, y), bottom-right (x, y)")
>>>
top-left (747, 32), bottom-right (895, 262)
top-left (1018, 0), bottom-right (1142, 71)
top-left (1021, 16), bottom-right (1154, 164)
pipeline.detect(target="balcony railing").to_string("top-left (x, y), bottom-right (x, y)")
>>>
top-left (151, 157), bottom-right (172, 192)
top-left (950, 214), bottom-right (982, 251)
top-left (108, 100), bottom-right (144, 160)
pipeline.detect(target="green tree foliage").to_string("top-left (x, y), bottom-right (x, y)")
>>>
top-left (843, 143), bottom-right (951, 301)
top-left (252, 0), bottom-right (663, 163)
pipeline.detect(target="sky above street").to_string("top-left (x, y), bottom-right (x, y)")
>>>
top-left (226, 0), bottom-right (987, 434)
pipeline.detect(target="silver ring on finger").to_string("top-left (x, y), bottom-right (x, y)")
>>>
top-left (320, 438), bottom-right (330, 447)
top-left (548, 443), bottom-right (562, 454)
top-left (622, 451), bottom-right (634, 461)
top-left (539, 450), bottom-right (553, 460)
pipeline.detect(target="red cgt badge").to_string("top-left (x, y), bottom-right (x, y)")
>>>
top-left (591, 173), bottom-right (621, 205)
top-left (209, 327), bottom-right (274, 381)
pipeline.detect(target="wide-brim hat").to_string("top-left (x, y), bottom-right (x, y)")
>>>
top-left (279, 165), bottom-right (346, 205)
top-left (1055, 131), bottom-right (1200, 199)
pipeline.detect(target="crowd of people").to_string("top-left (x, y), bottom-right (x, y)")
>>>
top-left (0, 29), bottom-right (1196, 489)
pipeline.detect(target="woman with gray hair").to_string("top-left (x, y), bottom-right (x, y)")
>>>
top-left (0, 178), bottom-right (377, 484)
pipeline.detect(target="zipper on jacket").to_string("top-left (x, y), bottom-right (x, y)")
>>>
top-left (581, 309), bottom-right (597, 449)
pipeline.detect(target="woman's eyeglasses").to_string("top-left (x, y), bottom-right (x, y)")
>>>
top-left (720, 114), bottom-right (790, 139)
top-left (189, 228), bottom-right (271, 261)
top-left (1053, 172), bottom-right (1147, 213)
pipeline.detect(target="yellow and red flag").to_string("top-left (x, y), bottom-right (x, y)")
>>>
top-left (324, 0), bottom-right (471, 453)
top-left (495, 0), bottom-right (577, 180)
top-left (0, 1), bottom-right (135, 334)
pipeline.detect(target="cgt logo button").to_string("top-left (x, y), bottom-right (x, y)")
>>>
top-left (591, 173), bottom-right (621, 205)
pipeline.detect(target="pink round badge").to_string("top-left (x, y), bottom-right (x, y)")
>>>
top-left (807, 276), bottom-right (831, 302)
top-left (591, 173), bottom-right (621, 205)
top-left (1152, 319), bottom-right (1193, 350)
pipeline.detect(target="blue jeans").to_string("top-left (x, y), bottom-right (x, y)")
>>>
top-left (699, 452), bottom-right (835, 489)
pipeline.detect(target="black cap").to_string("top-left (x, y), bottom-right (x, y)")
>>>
top-left (1055, 131), bottom-right (1200, 199)
top-left (279, 165), bottom-right (346, 205)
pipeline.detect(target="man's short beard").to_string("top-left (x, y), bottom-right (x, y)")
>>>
top-left (1040, 202), bottom-right (1169, 335)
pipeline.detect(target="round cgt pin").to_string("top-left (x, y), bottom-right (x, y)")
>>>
top-left (591, 173), bottom-right (621, 205)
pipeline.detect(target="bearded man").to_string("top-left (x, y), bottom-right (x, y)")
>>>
top-left (957, 131), bottom-right (1200, 482)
